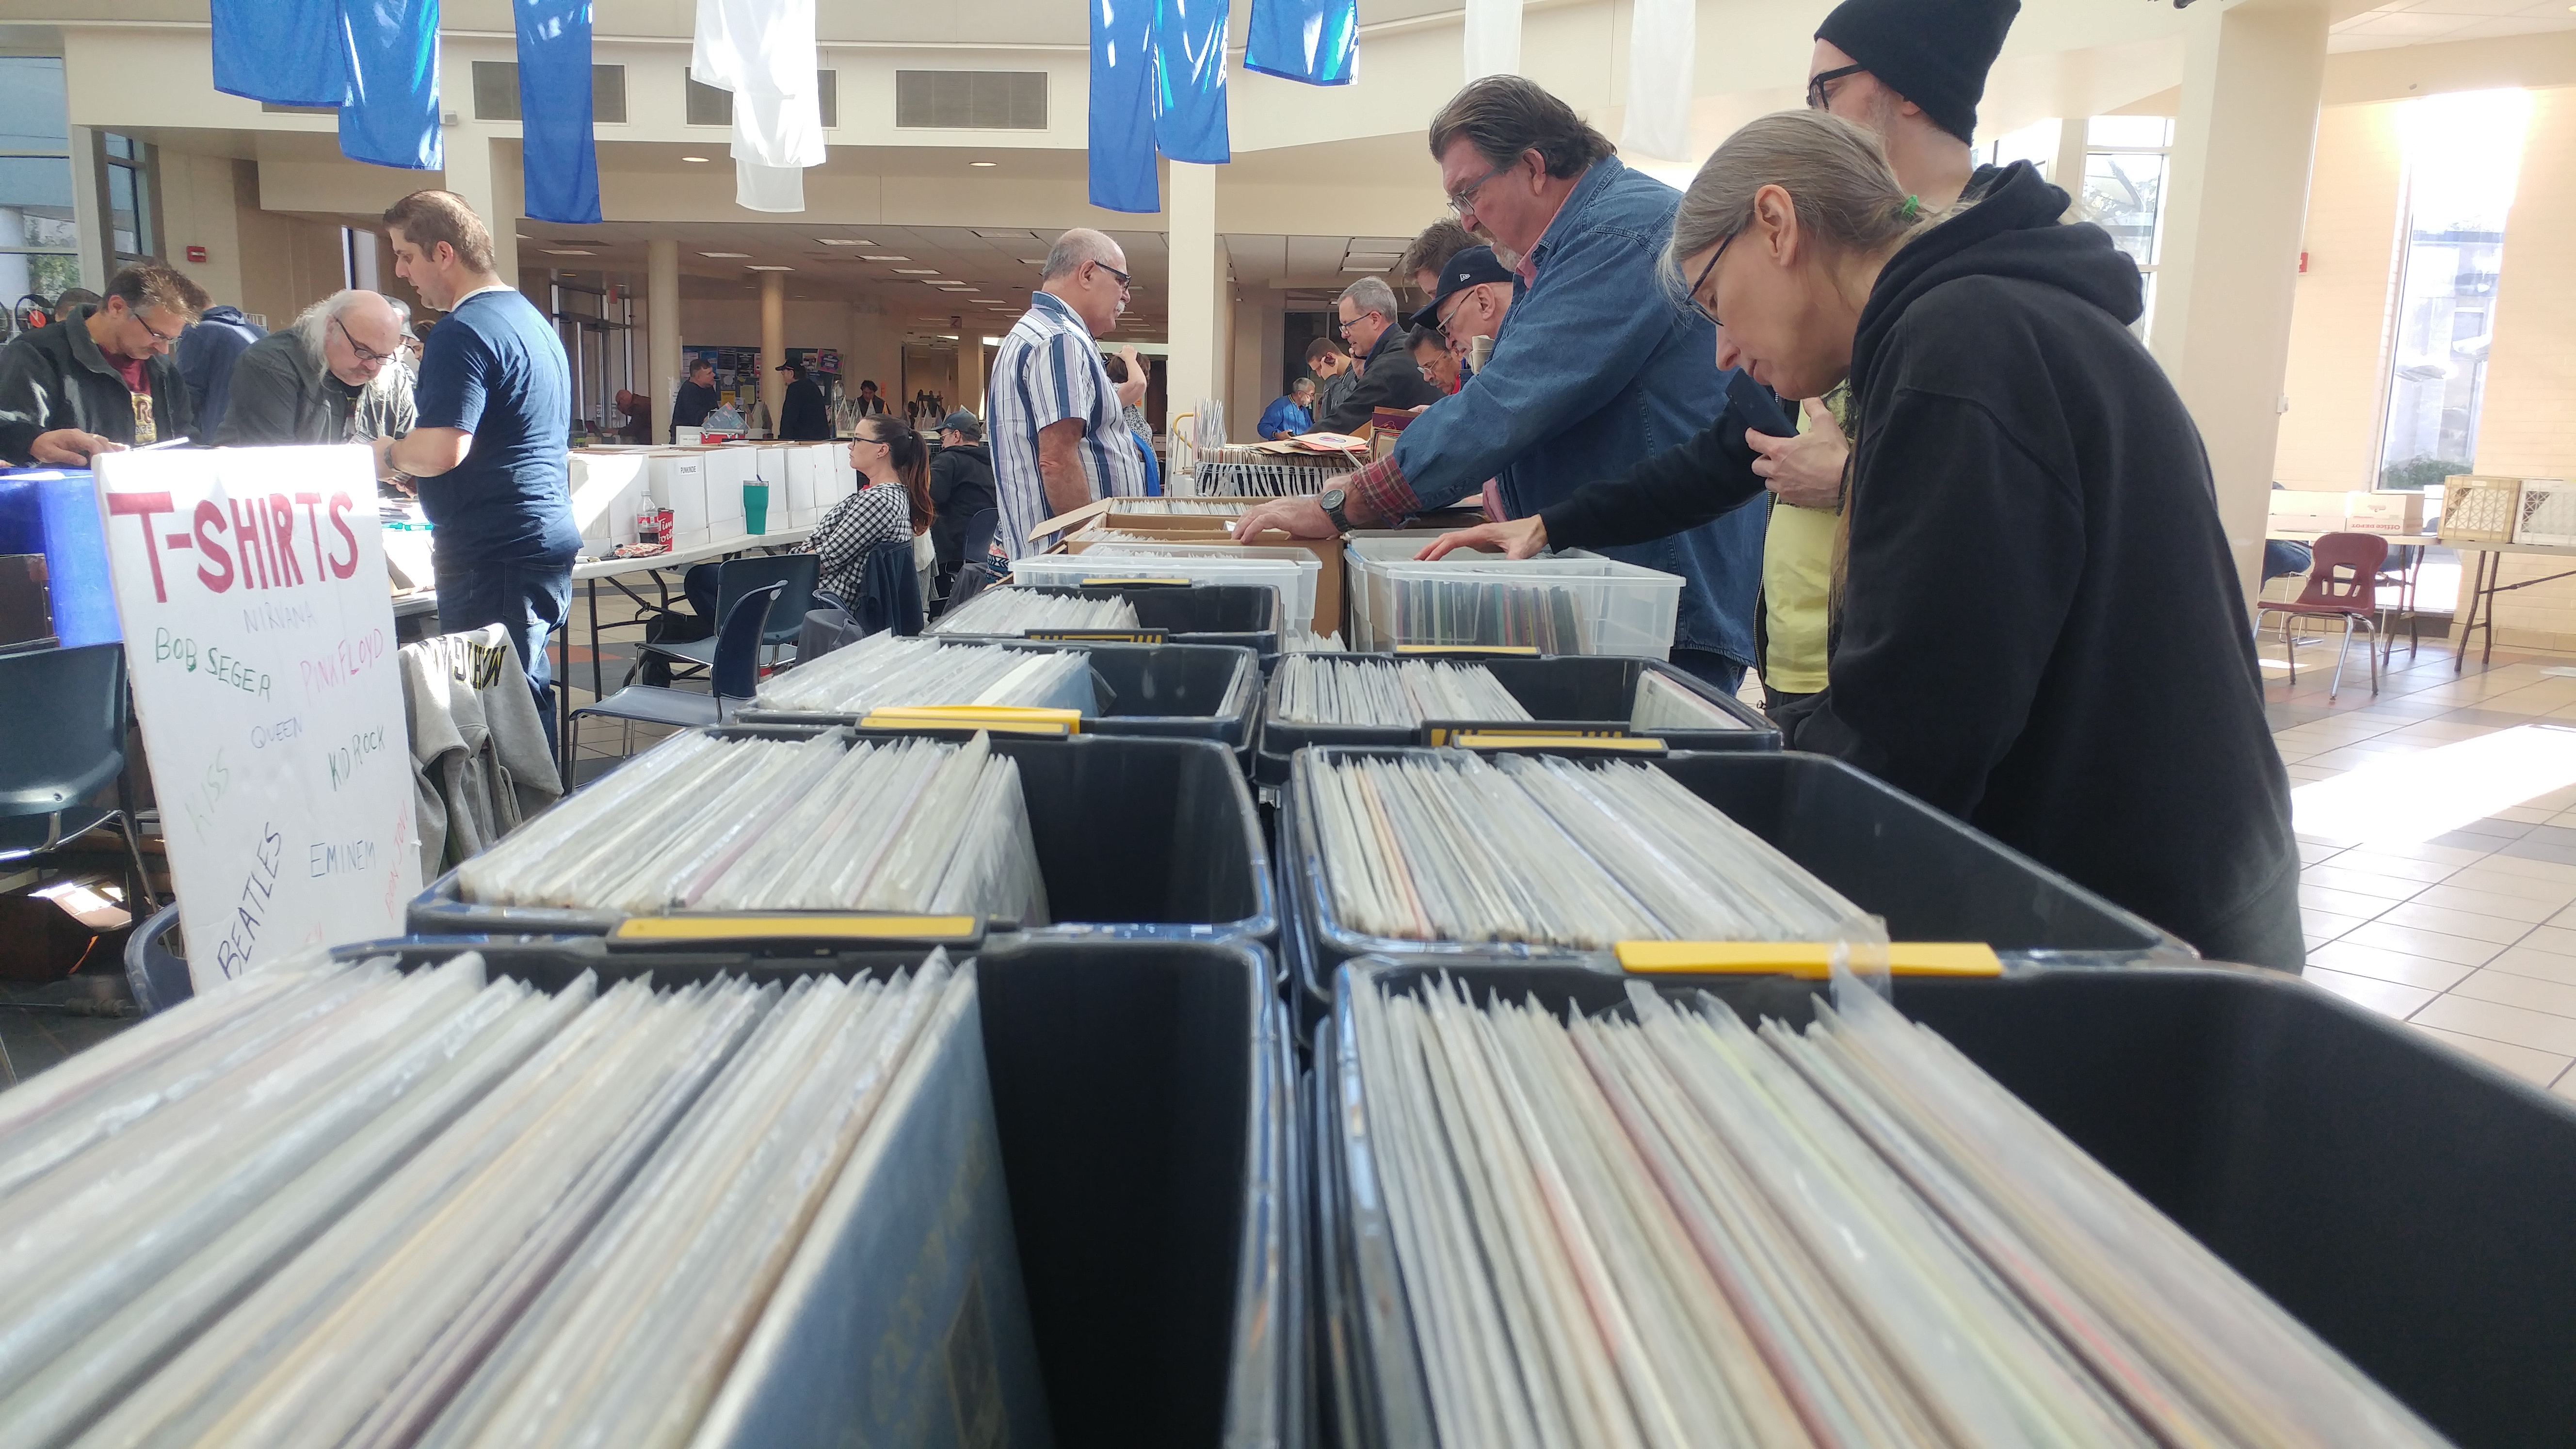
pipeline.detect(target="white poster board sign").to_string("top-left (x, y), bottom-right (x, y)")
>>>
top-left (94, 445), bottom-right (421, 987)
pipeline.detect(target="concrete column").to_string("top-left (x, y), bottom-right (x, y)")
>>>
top-left (759, 270), bottom-right (786, 431)
top-left (67, 126), bottom-right (109, 291)
top-left (2149, 0), bottom-right (2329, 599)
top-left (2051, 117), bottom-right (2090, 199)
top-left (438, 134), bottom-right (520, 289)
top-left (1166, 161), bottom-right (1221, 442)
top-left (647, 238), bottom-right (681, 431)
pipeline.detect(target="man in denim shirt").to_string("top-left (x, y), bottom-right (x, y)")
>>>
top-left (1234, 76), bottom-right (1788, 689)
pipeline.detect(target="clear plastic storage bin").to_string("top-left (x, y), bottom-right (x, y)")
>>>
top-left (1343, 538), bottom-right (1684, 657)
top-left (1013, 550), bottom-right (1320, 630)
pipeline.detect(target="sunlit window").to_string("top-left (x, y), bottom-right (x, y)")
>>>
top-left (2376, 89), bottom-right (2531, 492)
top-left (2082, 116), bottom-right (2175, 344)
top-left (0, 57), bottom-right (80, 309)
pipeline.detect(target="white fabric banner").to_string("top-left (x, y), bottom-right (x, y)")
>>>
top-left (693, 0), bottom-right (824, 213)
top-left (93, 446), bottom-right (420, 988)
top-left (1463, 0), bottom-right (1523, 81)
top-left (1620, 0), bottom-right (1696, 161)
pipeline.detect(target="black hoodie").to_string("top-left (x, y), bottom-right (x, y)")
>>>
top-left (1815, 162), bottom-right (2300, 968)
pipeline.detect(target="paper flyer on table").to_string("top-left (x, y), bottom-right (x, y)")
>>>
top-left (92, 445), bottom-right (419, 987)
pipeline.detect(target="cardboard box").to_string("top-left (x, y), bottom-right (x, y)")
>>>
top-left (646, 451), bottom-right (713, 549)
top-left (2342, 491), bottom-right (2426, 536)
top-left (1047, 505), bottom-right (1347, 636)
top-left (2267, 490), bottom-right (2348, 535)
top-left (568, 450), bottom-right (647, 551)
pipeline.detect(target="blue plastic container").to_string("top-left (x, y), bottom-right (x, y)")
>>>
top-left (0, 467), bottom-right (119, 646)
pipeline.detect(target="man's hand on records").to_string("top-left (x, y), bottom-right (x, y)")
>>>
top-left (1748, 396), bottom-right (1848, 511)
top-left (1231, 495), bottom-right (1336, 540)
top-left (1416, 515), bottom-right (1546, 561)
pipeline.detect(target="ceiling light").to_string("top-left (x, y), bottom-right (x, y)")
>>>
top-left (701, 251), bottom-right (751, 258)
top-left (747, 264), bottom-right (795, 271)
top-left (894, 268), bottom-right (939, 275)
top-left (972, 229), bottom-right (1037, 240)
top-left (514, 232), bottom-right (534, 240)
top-left (1021, 258), bottom-right (1047, 266)
top-left (682, 155), bottom-right (710, 162)
top-left (862, 255), bottom-right (910, 261)
top-left (969, 160), bottom-right (998, 167)
top-left (543, 248), bottom-right (594, 256)
top-left (815, 238), bottom-right (873, 245)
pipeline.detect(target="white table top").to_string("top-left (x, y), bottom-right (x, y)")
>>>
top-left (571, 526), bottom-right (814, 581)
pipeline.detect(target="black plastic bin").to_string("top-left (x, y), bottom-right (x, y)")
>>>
top-left (407, 725), bottom-right (1275, 944)
top-left (1253, 652), bottom-right (1778, 787)
top-left (333, 933), bottom-right (1298, 1449)
top-left (741, 640), bottom-right (1264, 774)
top-left (1316, 957), bottom-right (2576, 1449)
top-left (941, 583), bottom-right (1283, 669)
top-left (1281, 745), bottom-right (2192, 1040)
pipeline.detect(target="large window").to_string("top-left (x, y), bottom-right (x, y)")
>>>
top-left (2375, 89), bottom-right (2531, 492)
top-left (0, 57), bottom-right (80, 306)
top-left (2081, 116), bottom-right (2173, 343)
top-left (101, 132), bottom-right (154, 263)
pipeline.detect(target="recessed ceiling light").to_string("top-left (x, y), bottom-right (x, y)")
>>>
top-left (861, 255), bottom-right (910, 261)
top-left (543, 248), bottom-right (594, 256)
top-left (894, 268), bottom-right (940, 275)
top-left (747, 264), bottom-right (795, 271)
top-left (682, 155), bottom-right (710, 162)
top-left (815, 238), bottom-right (873, 245)
top-left (1021, 258), bottom-right (1047, 266)
top-left (514, 232), bottom-right (534, 240)
top-left (969, 160), bottom-right (998, 167)
top-left (701, 251), bottom-right (751, 258)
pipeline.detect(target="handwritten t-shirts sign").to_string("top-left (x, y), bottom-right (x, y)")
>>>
top-left (93, 445), bottom-right (420, 988)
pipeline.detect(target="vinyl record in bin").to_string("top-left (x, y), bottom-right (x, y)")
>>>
top-left (408, 726), bottom-right (1275, 944)
top-left (1281, 745), bottom-right (2192, 1039)
top-left (1316, 955), bottom-right (2576, 1449)
top-left (944, 583), bottom-right (1283, 669)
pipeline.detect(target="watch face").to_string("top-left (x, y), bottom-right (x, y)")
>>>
top-left (1320, 487), bottom-right (1345, 509)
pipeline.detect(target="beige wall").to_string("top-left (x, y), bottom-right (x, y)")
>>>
top-left (154, 151), bottom-right (247, 313)
top-left (2272, 101), bottom-right (2405, 492)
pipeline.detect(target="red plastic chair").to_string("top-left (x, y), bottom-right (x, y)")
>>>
top-left (2257, 531), bottom-right (2387, 700)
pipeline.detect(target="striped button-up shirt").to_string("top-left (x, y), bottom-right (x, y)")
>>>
top-left (987, 290), bottom-right (1147, 559)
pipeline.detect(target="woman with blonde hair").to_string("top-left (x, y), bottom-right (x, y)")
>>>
top-left (1423, 110), bottom-right (2300, 971)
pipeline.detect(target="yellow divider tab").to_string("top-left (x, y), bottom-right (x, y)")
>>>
top-left (1027, 629), bottom-right (1168, 644)
top-left (1614, 941), bottom-right (2004, 978)
top-left (615, 914), bottom-right (982, 942)
top-left (860, 705), bottom-right (1082, 736)
top-left (1444, 730), bottom-right (1665, 753)
top-left (1395, 644), bottom-right (1541, 657)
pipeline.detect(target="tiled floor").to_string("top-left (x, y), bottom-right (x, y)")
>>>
top-left (2270, 628), bottom-right (2576, 1102)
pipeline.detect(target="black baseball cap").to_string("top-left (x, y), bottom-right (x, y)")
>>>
top-left (938, 409), bottom-right (983, 439)
top-left (1406, 245), bottom-right (1514, 329)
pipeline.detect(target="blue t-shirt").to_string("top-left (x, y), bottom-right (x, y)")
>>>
top-left (1257, 396), bottom-right (1313, 438)
top-left (412, 287), bottom-right (580, 563)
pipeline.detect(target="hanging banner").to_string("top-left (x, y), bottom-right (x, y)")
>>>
top-left (517, 0), bottom-right (602, 224)
top-left (341, 0), bottom-right (444, 170)
top-left (1244, 0), bottom-right (1358, 87)
top-left (1619, 0), bottom-right (1696, 161)
top-left (1462, 0), bottom-right (1522, 81)
top-left (1090, 0), bottom-right (1160, 212)
top-left (1153, 0), bottom-right (1231, 164)
top-left (93, 446), bottom-right (420, 989)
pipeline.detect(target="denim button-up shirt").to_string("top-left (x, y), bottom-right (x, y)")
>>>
top-left (1380, 155), bottom-right (1777, 665)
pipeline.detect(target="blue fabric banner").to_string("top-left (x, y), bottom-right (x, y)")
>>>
top-left (515, 0), bottom-right (600, 224)
top-left (1244, 0), bottom-right (1357, 88)
top-left (1089, 0), bottom-right (1160, 213)
top-left (339, 0), bottom-right (444, 171)
top-left (1152, 0), bottom-right (1230, 163)
top-left (210, 0), bottom-right (354, 108)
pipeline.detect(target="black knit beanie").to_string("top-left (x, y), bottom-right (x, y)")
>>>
top-left (1814, 0), bottom-right (2020, 145)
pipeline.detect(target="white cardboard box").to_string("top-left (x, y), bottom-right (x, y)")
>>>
top-left (2268, 490), bottom-right (2348, 534)
top-left (784, 445), bottom-right (820, 528)
top-left (2343, 492), bottom-right (2426, 535)
top-left (646, 451), bottom-right (712, 549)
top-left (701, 446), bottom-right (751, 533)
top-left (568, 451), bottom-right (647, 550)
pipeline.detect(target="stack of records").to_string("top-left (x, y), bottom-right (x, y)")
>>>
top-left (1308, 751), bottom-right (1871, 948)
top-left (0, 949), bottom-right (1018, 1449)
top-left (754, 633), bottom-right (1093, 715)
top-left (1342, 973), bottom-right (2451, 1449)
top-left (928, 588), bottom-right (1140, 637)
top-left (1274, 657), bottom-right (1530, 728)
top-left (457, 731), bottom-right (1049, 922)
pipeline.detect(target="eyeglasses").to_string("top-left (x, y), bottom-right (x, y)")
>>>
top-left (1806, 63), bottom-right (1866, 112)
top-left (1689, 232), bottom-right (1738, 327)
top-left (127, 309), bottom-right (181, 347)
top-left (1434, 289), bottom-right (1475, 341)
top-left (1444, 158), bottom-right (1515, 219)
top-left (1091, 261), bottom-right (1131, 292)
top-left (334, 316), bottom-right (393, 367)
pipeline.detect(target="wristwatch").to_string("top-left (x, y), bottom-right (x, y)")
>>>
top-left (1318, 484), bottom-right (1353, 535)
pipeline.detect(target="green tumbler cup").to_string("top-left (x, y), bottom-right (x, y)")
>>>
top-left (743, 482), bottom-right (770, 534)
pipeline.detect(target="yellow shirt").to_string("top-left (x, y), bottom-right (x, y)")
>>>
top-left (1757, 387), bottom-right (1846, 694)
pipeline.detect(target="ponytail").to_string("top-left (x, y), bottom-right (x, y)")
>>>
top-left (865, 419), bottom-right (936, 533)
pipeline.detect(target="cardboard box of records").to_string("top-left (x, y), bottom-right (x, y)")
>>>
top-left (1038, 497), bottom-right (1349, 637)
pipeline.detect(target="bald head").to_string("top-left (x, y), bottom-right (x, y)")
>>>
top-left (1039, 228), bottom-right (1130, 338)
top-left (297, 289), bottom-right (406, 386)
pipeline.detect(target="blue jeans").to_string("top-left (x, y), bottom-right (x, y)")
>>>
top-left (436, 552), bottom-right (576, 753)
top-left (1667, 647), bottom-right (1747, 698)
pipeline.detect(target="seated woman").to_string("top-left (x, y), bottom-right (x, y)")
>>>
top-left (811, 417), bottom-right (934, 613)
top-left (1421, 111), bottom-right (2301, 973)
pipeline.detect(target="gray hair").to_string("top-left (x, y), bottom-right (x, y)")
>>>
top-left (290, 290), bottom-right (387, 370)
top-left (1338, 275), bottom-right (1399, 323)
top-left (1291, 375), bottom-right (1316, 395)
top-left (1042, 228), bottom-right (1121, 282)
top-left (1660, 110), bottom-right (1928, 305)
